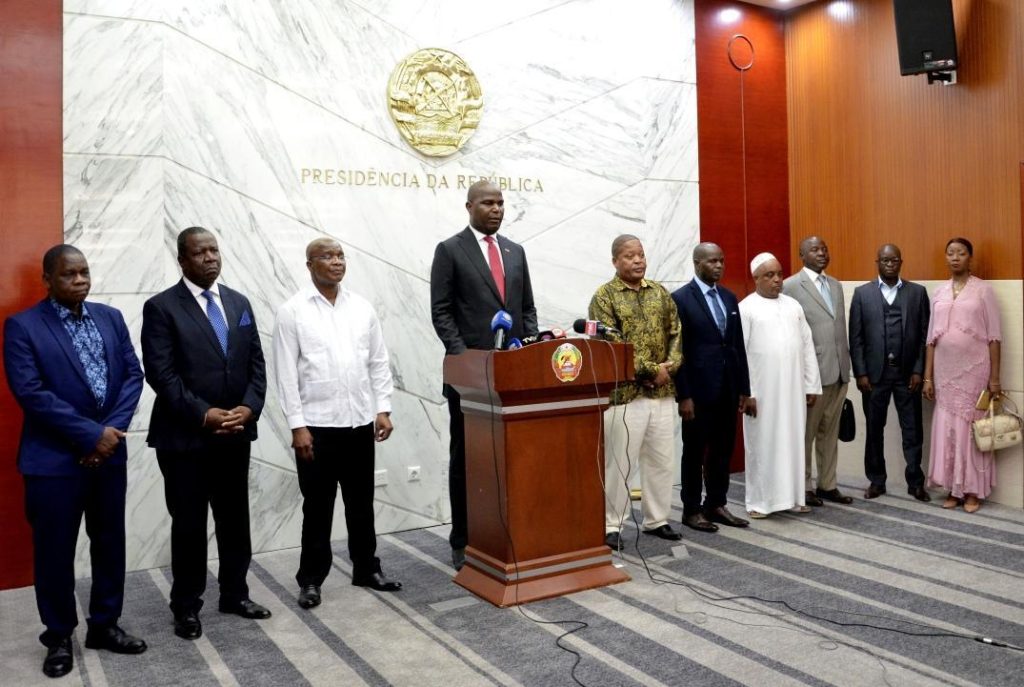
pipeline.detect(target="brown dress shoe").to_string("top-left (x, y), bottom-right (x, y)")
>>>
top-left (805, 490), bottom-right (824, 507)
top-left (705, 506), bottom-right (749, 528)
top-left (815, 488), bottom-right (853, 504)
top-left (864, 484), bottom-right (886, 499)
top-left (682, 513), bottom-right (719, 532)
top-left (907, 485), bottom-right (931, 502)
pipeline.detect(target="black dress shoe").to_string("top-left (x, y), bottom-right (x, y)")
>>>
top-left (174, 611), bottom-right (202, 640)
top-left (643, 524), bottom-right (684, 541)
top-left (864, 484), bottom-right (886, 499)
top-left (682, 513), bottom-right (719, 532)
top-left (451, 547), bottom-right (466, 571)
top-left (705, 506), bottom-right (749, 528)
top-left (604, 531), bottom-right (621, 550)
top-left (42, 638), bottom-right (73, 678)
top-left (352, 572), bottom-right (402, 592)
top-left (805, 490), bottom-right (824, 507)
top-left (908, 485), bottom-right (932, 502)
top-left (219, 598), bottom-right (272, 619)
top-left (84, 625), bottom-right (147, 654)
top-left (297, 585), bottom-right (321, 609)
top-left (816, 487), bottom-right (854, 504)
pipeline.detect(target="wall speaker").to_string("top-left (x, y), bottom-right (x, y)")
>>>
top-left (893, 0), bottom-right (958, 75)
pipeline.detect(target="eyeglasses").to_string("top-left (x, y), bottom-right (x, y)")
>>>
top-left (877, 258), bottom-right (902, 265)
top-left (310, 253), bottom-right (346, 263)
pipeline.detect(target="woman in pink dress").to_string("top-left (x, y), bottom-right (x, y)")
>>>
top-left (922, 238), bottom-right (1002, 513)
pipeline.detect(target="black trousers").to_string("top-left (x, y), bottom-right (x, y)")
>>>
top-left (296, 424), bottom-right (379, 585)
top-left (680, 391), bottom-right (738, 516)
top-left (445, 385), bottom-right (467, 551)
top-left (24, 464), bottom-right (127, 647)
top-left (862, 366), bottom-right (925, 488)
top-left (157, 441), bottom-right (252, 614)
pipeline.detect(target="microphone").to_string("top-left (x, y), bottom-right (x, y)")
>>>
top-left (507, 337), bottom-right (523, 350)
top-left (520, 328), bottom-right (567, 346)
top-left (572, 319), bottom-right (620, 337)
top-left (491, 310), bottom-right (513, 350)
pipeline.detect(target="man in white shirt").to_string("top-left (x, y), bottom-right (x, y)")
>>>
top-left (273, 238), bottom-right (401, 609)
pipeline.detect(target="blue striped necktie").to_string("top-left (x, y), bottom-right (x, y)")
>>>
top-left (202, 290), bottom-right (228, 355)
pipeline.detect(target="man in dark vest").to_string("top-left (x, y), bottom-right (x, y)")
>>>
top-left (848, 244), bottom-right (931, 501)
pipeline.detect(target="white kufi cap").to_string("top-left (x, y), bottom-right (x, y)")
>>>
top-left (749, 252), bottom-right (777, 276)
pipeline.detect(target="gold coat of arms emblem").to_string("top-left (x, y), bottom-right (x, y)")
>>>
top-left (387, 48), bottom-right (483, 157)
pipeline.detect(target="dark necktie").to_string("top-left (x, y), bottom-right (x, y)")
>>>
top-left (708, 287), bottom-right (727, 335)
top-left (484, 236), bottom-right (506, 302)
top-left (202, 290), bottom-right (229, 355)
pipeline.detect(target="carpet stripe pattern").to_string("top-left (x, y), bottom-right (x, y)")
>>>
top-left (1, 483), bottom-right (1022, 686)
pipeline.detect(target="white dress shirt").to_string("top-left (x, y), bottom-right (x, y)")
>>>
top-left (468, 225), bottom-right (504, 272)
top-left (273, 285), bottom-right (393, 430)
top-left (878, 277), bottom-right (903, 305)
top-left (183, 276), bottom-right (224, 317)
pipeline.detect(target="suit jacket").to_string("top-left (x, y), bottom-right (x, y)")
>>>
top-left (3, 299), bottom-right (144, 476)
top-left (671, 280), bottom-right (750, 404)
top-left (430, 226), bottom-right (538, 355)
top-left (142, 280), bottom-right (266, 451)
top-left (848, 279), bottom-right (930, 384)
top-left (783, 270), bottom-right (851, 385)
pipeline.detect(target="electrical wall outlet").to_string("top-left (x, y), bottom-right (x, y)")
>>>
top-left (407, 466), bottom-right (421, 482)
top-left (373, 469), bottom-right (388, 487)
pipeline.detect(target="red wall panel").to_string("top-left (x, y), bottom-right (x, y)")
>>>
top-left (695, 0), bottom-right (790, 296)
top-left (0, 0), bottom-right (64, 589)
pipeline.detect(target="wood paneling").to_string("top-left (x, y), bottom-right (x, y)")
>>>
top-left (0, 0), bottom-right (63, 589)
top-left (696, 0), bottom-right (790, 296)
top-left (787, 0), bottom-right (1024, 281)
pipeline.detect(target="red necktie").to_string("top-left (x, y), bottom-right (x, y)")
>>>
top-left (485, 236), bottom-right (505, 302)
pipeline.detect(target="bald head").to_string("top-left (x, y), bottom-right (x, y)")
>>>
top-left (306, 237), bottom-right (341, 260)
top-left (467, 180), bottom-right (499, 203)
top-left (798, 235), bottom-right (830, 273)
top-left (465, 181), bottom-right (505, 235)
top-left (693, 242), bottom-right (725, 284)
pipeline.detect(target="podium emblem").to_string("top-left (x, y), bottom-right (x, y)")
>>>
top-left (387, 48), bottom-right (483, 157)
top-left (551, 343), bottom-right (583, 383)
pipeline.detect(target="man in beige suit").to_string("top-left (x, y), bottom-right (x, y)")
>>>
top-left (782, 236), bottom-right (854, 506)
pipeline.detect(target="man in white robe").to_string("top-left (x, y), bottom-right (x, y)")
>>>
top-left (740, 253), bottom-right (822, 517)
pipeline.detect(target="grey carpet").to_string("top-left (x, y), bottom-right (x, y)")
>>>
top-left (2, 481), bottom-right (1022, 687)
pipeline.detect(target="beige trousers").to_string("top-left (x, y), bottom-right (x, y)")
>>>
top-left (805, 381), bottom-right (847, 491)
top-left (604, 397), bottom-right (677, 533)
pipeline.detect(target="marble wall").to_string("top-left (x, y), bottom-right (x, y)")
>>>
top-left (63, 0), bottom-right (700, 573)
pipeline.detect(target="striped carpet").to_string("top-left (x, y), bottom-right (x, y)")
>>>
top-left (2, 479), bottom-right (1022, 687)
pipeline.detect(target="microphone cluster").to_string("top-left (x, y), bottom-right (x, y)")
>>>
top-left (489, 313), bottom-right (618, 351)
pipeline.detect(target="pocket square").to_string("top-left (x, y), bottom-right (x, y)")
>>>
top-left (238, 310), bottom-right (252, 327)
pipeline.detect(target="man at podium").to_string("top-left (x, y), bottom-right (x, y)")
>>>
top-left (589, 235), bottom-right (684, 550)
top-left (429, 180), bottom-right (539, 570)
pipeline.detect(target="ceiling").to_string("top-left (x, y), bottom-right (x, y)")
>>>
top-left (737, 0), bottom-right (820, 9)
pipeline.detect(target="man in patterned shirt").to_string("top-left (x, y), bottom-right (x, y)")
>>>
top-left (589, 234), bottom-right (684, 550)
top-left (4, 245), bottom-right (146, 678)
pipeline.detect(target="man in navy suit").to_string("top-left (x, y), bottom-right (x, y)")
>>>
top-left (849, 244), bottom-right (931, 501)
top-left (4, 244), bottom-right (147, 678)
top-left (141, 227), bottom-right (269, 641)
top-left (430, 180), bottom-right (538, 569)
top-left (672, 243), bottom-right (753, 532)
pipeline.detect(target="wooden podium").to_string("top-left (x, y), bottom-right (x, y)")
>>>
top-left (443, 338), bottom-right (633, 607)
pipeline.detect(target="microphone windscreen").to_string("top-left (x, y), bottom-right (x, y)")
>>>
top-left (572, 319), bottom-right (587, 334)
top-left (490, 310), bottom-right (513, 332)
